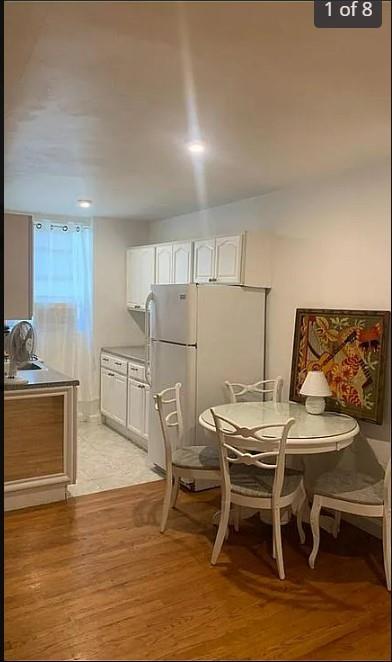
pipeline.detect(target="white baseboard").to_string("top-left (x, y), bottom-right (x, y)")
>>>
top-left (4, 484), bottom-right (67, 512)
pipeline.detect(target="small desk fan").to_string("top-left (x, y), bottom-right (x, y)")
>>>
top-left (5, 321), bottom-right (36, 384)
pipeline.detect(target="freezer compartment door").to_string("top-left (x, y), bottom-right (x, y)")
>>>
top-left (151, 284), bottom-right (197, 345)
top-left (148, 340), bottom-right (197, 470)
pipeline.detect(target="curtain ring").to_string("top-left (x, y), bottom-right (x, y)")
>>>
top-left (62, 225), bottom-right (68, 231)
top-left (76, 226), bottom-right (81, 232)
top-left (36, 223), bottom-right (42, 229)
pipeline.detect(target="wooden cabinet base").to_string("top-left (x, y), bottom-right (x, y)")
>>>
top-left (4, 385), bottom-right (77, 511)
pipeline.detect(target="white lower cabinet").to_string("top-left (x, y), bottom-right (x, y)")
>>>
top-left (100, 354), bottom-right (150, 448)
top-left (101, 368), bottom-right (127, 426)
top-left (127, 378), bottom-right (145, 436)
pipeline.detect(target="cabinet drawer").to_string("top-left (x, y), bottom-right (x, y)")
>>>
top-left (128, 362), bottom-right (145, 382)
top-left (101, 353), bottom-right (128, 375)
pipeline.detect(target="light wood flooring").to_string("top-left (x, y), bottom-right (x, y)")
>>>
top-left (4, 480), bottom-right (391, 661)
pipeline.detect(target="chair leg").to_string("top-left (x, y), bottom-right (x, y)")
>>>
top-left (296, 485), bottom-right (307, 545)
top-left (309, 496), bottom-right (322, 569)
top-left (272, 533), bottom-right (276, 559)
top-left (171, 476), bottom-right (180, 508)
top-left (233, 505), bottom-right (240, 533)
top-left (211, 498), bottom-right (231, 565)
top-left (332, 511), bottom-right (341, 539)
top-left (383, 507), bottom-right (391, 591)
top-left (160, 472), bottom-right (173, 534)
top-left (272, 506), bottom-right (285, 580)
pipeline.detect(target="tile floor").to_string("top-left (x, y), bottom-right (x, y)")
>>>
top-left (68, 420), bottom-right (162, 497)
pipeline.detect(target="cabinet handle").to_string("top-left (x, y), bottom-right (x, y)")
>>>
top-left (114, 361), bottom-right (122, 366)
top-left (134, 305), bottom-right (141, 309)
top-left (107, 372), bottom-right (115, 377)
top-left (130, 367), bottom-right (138, 371)
top-left (102, 357), bottom-right (109, 362)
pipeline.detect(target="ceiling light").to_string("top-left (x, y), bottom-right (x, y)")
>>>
top-left (186, 140), bottom-right (206, 154)
top-left (77, 199), bottom-right (92, 208)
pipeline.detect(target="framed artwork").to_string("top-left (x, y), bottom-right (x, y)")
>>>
top-left (289, 309), bottom-right (390, 424)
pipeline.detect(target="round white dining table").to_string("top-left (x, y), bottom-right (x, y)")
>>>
top-left (199, 401), bottom-right (360, 533)
top-left (199, 401), bottom-right (360, 454)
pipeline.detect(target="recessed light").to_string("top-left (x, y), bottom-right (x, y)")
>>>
top-left (77, 199), bottom-right (92, 208)
top-left (186, 140), bottom-right (206, 154)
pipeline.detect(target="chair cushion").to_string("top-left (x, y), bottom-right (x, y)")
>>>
top-left (229, 465), bottom-right (303, 498)
top-left (172, 445), bottom-right (220, 470)
top-left (313, 470), bottom-right (384, 505)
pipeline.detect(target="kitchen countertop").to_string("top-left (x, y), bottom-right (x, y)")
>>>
top-left (101, 345), bottom-right (145, 362)
top-left (4, 363), bottom-right (79, 391)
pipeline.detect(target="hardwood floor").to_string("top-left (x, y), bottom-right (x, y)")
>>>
top-left (4, 481), bottom-right (391, 661)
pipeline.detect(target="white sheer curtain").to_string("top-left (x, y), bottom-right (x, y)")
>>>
top-left (32, 219), bottom-right (96, 413)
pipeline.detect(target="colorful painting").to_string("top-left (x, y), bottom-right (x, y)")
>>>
top-left (289, 309), bottom-right (390, 424)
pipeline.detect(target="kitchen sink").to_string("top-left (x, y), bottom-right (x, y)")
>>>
top-left (18, 362), bottom-right (43, 370)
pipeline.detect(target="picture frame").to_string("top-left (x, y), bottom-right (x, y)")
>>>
top-left (289, 308), bottom-right (390, 424)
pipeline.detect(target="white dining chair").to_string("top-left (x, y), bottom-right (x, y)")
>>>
top-left (309, 459), bottom-right (391, 591)
top-left (210, 409), bottom-right (306, 580)
top-left (154, 383), bottom-right (221, 533)
top-left (225, 377), bottom-right (283, 403)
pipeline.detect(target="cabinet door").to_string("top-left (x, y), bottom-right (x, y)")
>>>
top-left (139, 246), bottom-right (156, 307)
top-left (100, 369), bottom-right (114, 418)
top-left (127, 378), bottom-right (145, 436)
top-left (173, 242), bottom-right (192, 284)
top-left (143, 384), bottom-right (151, 440)
top-left (155, 244), bottom-right (173, 284)
top-left (101, 369), bottom-right (127, 426)
top-left (126, 248), bottom-right (141, 308)
top-left (215, 235), bottom-right (243, 284)
top-left (193, 239), bottom-right (215, 283)
top-left (127, 246), bottom-right (155, 309)
top-left (4, 213), bottom-right (33, 319)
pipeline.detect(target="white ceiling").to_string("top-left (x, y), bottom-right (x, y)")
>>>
top-left (4, 1), bottom-right (391, 221)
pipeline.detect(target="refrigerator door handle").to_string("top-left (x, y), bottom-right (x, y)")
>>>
top-left (144, 291), bottom-right (153, 386)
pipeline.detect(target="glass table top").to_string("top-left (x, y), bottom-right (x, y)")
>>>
top-left (200, 401), bottom-right (358, 439)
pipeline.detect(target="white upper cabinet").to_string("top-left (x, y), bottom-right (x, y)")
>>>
top-left (193, 239), bottom-right (215, 283)
top-left (126, 230), bottom-right (272, 305)
top-left (172, 242), bottom-right (193, 284)
top-left (193, 235), bottom-right (242, 284)
top-left (155, 244), bottom-right (173, 284)
top-left (126, 246), bottom-right (155, 309)
top-left (215, 235), bottom-right (243, 284)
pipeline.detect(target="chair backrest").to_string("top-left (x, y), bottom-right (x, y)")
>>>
top-left (211, 409), bottom-right (295, 501)
top-left (384, 458), bottom-right (391, 509)
top-left (225, 377), bottom-right (283, 404)
top-left (153, 383), bottom-right (184, 470)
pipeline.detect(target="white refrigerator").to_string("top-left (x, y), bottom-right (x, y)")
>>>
top-left (147, 284), bottom-right (266, 483)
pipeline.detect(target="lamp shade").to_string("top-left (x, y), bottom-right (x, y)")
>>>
top-left (299, 371), bottom-right (332, 397)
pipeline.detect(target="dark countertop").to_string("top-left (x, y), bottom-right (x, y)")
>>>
top-left (4, 362), bottom-right (79, 391)
top-left (101, 345), bottom-right (145, 362)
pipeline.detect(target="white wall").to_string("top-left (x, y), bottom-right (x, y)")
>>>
top-left (93, 217), bottom-right (149, 404)
top-left (149, 161), bottom-right (391, 533)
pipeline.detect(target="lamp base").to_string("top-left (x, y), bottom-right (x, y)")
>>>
top-left (305, 396), bottom-right (326, 415)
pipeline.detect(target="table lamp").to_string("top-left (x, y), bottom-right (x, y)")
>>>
top-left (300, 370), bottom-right (332, 415)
